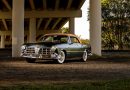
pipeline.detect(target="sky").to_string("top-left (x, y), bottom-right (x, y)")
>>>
top-left (63, 0), bottom-right (90, 39)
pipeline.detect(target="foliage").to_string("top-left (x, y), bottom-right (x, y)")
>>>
top-left (102, 0), bottom-right (130, 50)
top-left (80, 39), bottom-right (90, 45)
top-left (76, 35), bottom-right (90, 45)
top-left (60, 27), bottom-right (70, 33)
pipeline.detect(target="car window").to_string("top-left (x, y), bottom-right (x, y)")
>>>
top-left (43, 36), bottom-right (53, 42)
top-left (42, 35), bottom-right (68, 44)
top-left (70, 37), bottom-right (80, 43)
top-left (60, 37), bottom-right (68, 43)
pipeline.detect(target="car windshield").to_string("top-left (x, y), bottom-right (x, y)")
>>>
top-left (41, 35), bottom-right (68, 44)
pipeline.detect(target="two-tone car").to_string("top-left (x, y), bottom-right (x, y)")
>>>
top-left (21, 33), bottom-right (91, 64)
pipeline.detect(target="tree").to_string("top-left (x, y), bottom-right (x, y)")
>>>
top-left (102, 0), bottom-right (130, 50)
top-left (60, 27), bottom-right (70, 33)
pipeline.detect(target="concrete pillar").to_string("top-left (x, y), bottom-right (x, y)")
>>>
top-left (29, 18), bottom-right (36, 43)
top-left (69, 18), bottom-right (75, 34)
top-left (1, 35), bottom-right (5, 48)
top-left (90, 0), bottom-right (102, 56)
top-left (12, 0), bottom-right (24, 57)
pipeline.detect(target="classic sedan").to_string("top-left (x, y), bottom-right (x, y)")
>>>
top-left (21, 33), bottom-right (91, 64)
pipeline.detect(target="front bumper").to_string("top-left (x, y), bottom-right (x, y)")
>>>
top-left (21, 52), bottom-right (59, 60)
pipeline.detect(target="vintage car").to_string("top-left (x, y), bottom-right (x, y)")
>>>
top-left (21, 33), bottom-right (91, 64)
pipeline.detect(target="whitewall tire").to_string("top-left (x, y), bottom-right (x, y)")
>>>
top-left (82, 50), bottom-right (88, 62)
top-left (57, 51), bottom-right (65, 64)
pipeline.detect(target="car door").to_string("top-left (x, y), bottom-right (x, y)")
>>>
top-left (67, 36), bottom-right (84, 58)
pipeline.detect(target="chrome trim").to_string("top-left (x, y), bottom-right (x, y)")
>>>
top-left (21, 47), bottom-right (52, 59)
top-left (39, 48), bottom-right (51, 55)
top-left (26, 47), bottom-right (35, 54)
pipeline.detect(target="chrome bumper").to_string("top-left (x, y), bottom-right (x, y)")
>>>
top-left (21, 53), bottom-right (51, 59)
top-left (21, 53), bottom-right (58, 60)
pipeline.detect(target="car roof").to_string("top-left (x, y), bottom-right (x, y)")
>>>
top-left (44, 33), bottom-right (78, 37)
top-left (43, 33), bottom-right (81, 43)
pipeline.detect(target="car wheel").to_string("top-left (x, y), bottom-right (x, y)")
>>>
top-left (82, 50), bottom-right (87, 62)
top-left (57, 51), bottom-right (65, 64)
top-left (26, 58), bottom-right (36, 63)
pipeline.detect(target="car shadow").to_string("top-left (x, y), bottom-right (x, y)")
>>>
top-left (34, 59), bottom-right (83, 64)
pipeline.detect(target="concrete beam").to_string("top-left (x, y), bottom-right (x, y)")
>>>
top-left (59, 19), bottom-right (68, 29)
top-left (0, 31), bottom-right (11, 35)
top-left (37, 18), bottom-right (43, 30)
top-left (69, 18), bottom-right (75, 34)
top-left (29, 0), bottom-right (35, 10)
top-left (0, 30), bottom-right (58, 36)
top-left (29, 18), bottom-right (36, 43)
top-left (52, 18), bottom-right (62, 29)
top-left (1, 35), bottom-right (5, 48)
top-left (78, 0), bottom-right (85, 9)
top-left (2, 19), bottom-right (8, 30)
top-left (25, 10), bottom-right (82, 18)
top-left (55, 0), bottom-right (60, 9)
top-left (44, 18), bottom-right (52, 30)
top-left (2, 0), bottom-right (11, 11)
top-left (0, 10), bottom-right (82, 19)
top-left (43, 0), bottom-right (46, 9)
top-left (67, 0), bottom-right (73, 9)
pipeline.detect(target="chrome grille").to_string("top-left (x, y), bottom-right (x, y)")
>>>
top-left (26, 47), bottom-right (35, 54)
top-left (39, 48), bottom-right (51, 55)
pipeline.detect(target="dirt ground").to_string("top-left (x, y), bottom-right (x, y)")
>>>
top-left (0, 58), bottom-right (130, 86)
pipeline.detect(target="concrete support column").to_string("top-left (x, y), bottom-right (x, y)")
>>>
top-left (90, 0), bottom-right (101, 56)
top-left (29, 18), bottom-right (36, 43)
top-left (69, 18), bottom-right (75, 34)
top-left (1, 35), bottom-right (5, 48)
top-left (12, 0), bottom-right (24, 57)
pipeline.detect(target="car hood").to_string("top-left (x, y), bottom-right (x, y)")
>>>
top-left (23, 42), bottom-right (58, 47)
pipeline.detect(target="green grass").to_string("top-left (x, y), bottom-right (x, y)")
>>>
top-left (1, 79), bottom-right (130, 90)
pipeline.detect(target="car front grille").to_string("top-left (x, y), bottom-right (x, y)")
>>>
top-left (39, 48), bottom-right (51, 55)
top-left (25, 47), bottom-right (51, 55)
top-left (26, 47), bottom-right (35, 54)
top-left (22, 47), bottom-right (51, 59)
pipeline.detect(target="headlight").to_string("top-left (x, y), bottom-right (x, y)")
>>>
top-left (21, 45), bottom-right (26, 50)
top-left (51, 46), bottom-right (56, 52)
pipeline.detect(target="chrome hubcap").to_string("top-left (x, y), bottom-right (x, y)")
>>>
top-left (57, 51), bottom-right (65, 63)
top-left (83, 51), bottom-right (87, 61)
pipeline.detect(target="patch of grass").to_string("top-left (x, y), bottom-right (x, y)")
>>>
top-left (1, 79), bottom-right (130, 90)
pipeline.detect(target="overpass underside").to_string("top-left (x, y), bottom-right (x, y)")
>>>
top-left (0, 0), bottom-right (85, 57)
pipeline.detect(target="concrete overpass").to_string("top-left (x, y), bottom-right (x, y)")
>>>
top-left (0, 0), bottom-right (101, 57)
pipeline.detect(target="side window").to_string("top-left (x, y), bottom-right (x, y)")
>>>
top-left (70, 37), bottom-right (80, 43)
top-left (60, 37), bottom-right (68, 43)
top-left (43, 36), bottom-right (53, 42)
